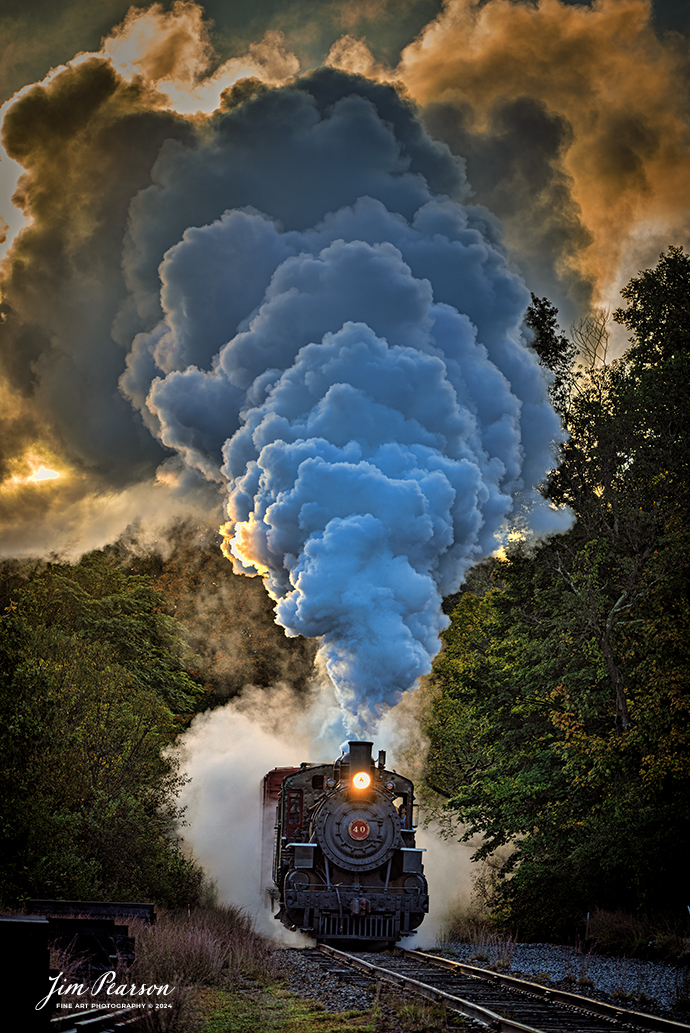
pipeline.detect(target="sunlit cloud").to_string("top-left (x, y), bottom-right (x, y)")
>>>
top-left (25, 464), bottom-right (60, 483)
top-left (0, 0), bottom-right (687, 563)
top-left (103, 5), bottom-right (299, 115)
top-left (1, 453), bottom-right (63, 491)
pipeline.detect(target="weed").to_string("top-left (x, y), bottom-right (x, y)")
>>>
top-left (198, 984), bottom-right (377, 1033)
top-left (633, 993), bottom-right (659, 1011)
top-left (392, 999), bottom-right (449, 1031)
top-left (375, 987), bottom-right (469, 1031)
top-left (444, 919), bottom-right (517, 972)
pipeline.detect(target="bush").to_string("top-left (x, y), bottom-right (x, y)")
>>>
top-left (586, 909), bottom-right (690, 963)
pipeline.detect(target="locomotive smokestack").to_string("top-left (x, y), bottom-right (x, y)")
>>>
top-left (348, 741), bottom-right (373, 773)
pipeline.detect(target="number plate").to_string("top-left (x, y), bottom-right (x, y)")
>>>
top-left (348, 819), bottom-right (370, 840)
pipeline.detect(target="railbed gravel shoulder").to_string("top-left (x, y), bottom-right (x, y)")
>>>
top-left (274, 943), bottom-right (690, 1027)
top-left (274, 947), bottom-right (481, 1030)
top-left (426, 941), bottom-right (690, 1021)
top-left (275, 947), bottom-right (377, 1013)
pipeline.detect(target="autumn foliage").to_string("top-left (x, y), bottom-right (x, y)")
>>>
top-left (423, 248), bottom-right (690, 941)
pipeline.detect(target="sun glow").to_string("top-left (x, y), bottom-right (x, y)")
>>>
top-left (1, 455), bottom-right (63, 491)
top-left (25, 465), bottom-right (60, 483)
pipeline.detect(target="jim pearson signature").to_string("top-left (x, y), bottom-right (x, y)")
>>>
top-left (37, 971), bottom-right (175, 1010)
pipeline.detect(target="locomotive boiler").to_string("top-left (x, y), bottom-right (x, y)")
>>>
top-left (263, 740), bottom-right (428, 947)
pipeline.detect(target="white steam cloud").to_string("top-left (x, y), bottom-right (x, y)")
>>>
top-left (119, 71), bottom-right (569, 732)
top-left (177, 683), bottom-right (476, 944)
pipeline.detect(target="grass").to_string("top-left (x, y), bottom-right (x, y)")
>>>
top-left (47, 904), bottom-right (280, 1032)
top-left (196, 983), bottom-right (469, 1033)
top-left (387, 997), bottom-right (460, 1031)
top-left (47, 905), bottom-right (471, 1032)
top-left (439, 918), bottom-right (518, 973)
top-left (586, 909), bottom-right (690, 963)
top-left (197, 985), bottom-right (376, 1033)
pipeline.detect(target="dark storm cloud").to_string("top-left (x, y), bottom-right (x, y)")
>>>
top-left (394, 0), bottom-right (690, 323)
top-left (423, 95), bottom-right (594, 326)
top-left (0, 57), bottom-right (194, 487)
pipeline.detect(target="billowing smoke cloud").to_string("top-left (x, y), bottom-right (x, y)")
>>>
top-left (110, 69), bottom-right (567, 730)
top-left (0, 0), bottom-right (571, 725)
top-left (1, 0), bottom-right (687, 557)
top-left (0, 3), bottom-right (585, 730)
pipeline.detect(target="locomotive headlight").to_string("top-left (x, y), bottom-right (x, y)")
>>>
top-left (352, 771), bottom-right (371, 789)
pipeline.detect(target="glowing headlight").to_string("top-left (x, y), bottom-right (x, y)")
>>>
top-left (352, 771), bottom-right (371, 789)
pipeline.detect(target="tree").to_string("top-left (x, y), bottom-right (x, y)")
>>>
top-left (524, 293), bottom-right (576, 417)
top-left (424, 250), bottom-right (690, 937)
top-left (0, 553), bottom-right (206, 906)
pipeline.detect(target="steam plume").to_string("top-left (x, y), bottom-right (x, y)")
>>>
top-left (0, 6), bottom-right (572, 731)
top-left (119, 69), bottom-right (568, 730)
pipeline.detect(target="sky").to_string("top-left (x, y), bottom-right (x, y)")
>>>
top-left (0, 0), bottom-right (688, 725)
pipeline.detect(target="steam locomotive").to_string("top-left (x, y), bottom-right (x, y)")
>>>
top-left (262, 740), bottom-right (428, 947)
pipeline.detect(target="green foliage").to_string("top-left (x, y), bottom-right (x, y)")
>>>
top-left (4, 552), bottom-right (206, 719)
top-left (614, 244), bottom-right (690, 364)
top-left (424, 248), bottom-right (690, 938)
top-left (0, 552), bottom-right (207, 907)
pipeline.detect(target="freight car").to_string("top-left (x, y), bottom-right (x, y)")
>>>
top-left (264, 740), bottom-right (428, 947)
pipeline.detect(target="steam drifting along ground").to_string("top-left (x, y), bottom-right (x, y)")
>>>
top-left (176, 683), bottom-right (476, 945)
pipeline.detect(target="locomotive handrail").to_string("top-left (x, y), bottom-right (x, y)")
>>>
top-left (267, 740), bottom-right (429, 943)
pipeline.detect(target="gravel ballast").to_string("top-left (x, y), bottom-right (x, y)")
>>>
top-left (438, 941), bottom-right (688, 1014)
top-left (276, 947), bottom-right (377, 1012)
top-left (276, 942), bottom-right (690, 1021)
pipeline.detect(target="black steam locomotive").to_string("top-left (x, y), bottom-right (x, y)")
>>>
top-left (263, 740), bottom-right (428, 947)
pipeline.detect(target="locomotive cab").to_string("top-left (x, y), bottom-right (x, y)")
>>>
top-left (264, 740), bottom-right (428, 948)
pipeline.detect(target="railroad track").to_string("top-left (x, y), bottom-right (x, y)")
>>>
top-left (315, 944), bottom-right (690, 1033)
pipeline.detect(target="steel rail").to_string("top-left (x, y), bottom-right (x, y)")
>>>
top-left (408, 949), bottom-right (690, 1033)
top-left (317, 943), bottom-right (690, 1033)
top-left (319, 943), bottom-right (551, 1033)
